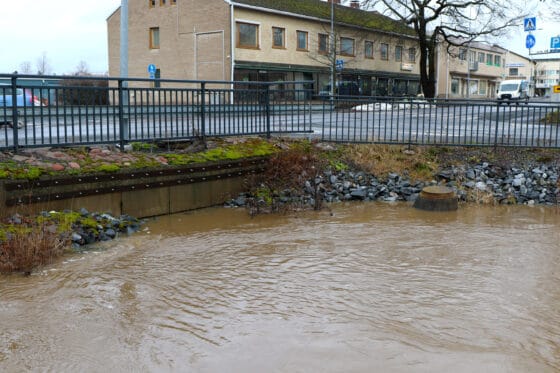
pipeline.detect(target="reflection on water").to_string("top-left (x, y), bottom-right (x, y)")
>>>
top-left (1, 203), bottom-right (559, 372)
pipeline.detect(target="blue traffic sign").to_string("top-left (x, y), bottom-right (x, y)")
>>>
top-left (526, 34), bottom-right (536, 49)
top-left (524, 17), bottom-right (536, 32)
top-left (335, 59), bottom-right (344, 71)
top-left (147, 64), bottom-right (157, 74)
top-left (551, 36), bottom-right (560, 49)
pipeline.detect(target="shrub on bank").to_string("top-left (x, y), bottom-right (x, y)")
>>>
top-left (0, 210), bottom-right (143, 275)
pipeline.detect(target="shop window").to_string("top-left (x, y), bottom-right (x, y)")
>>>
top-left (451, 78), bottom-right (459, 94)
top-left (272, 27), bottom-right (285, 48)
top-left (237, 22), bottom-right (259, 49)
top-left (479, 80), bottom-right (487, 95)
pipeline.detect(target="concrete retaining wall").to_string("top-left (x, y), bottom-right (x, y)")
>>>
top-left (0, 157), bottom-right (266, 219)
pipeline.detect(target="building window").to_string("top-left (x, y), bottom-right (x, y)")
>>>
top-left (459, 49), bottom-right (467, 61)
top-left (494, 55), bottom-right (501, 66)
top-left (451, 78), bottom-right (459, 94)
top-left (509, 67), bottom-right (519, 76)
top-left (365, 41), bottom-right (374, 59)
top-left (237, 22), bottom-right (259, 49)
top-left (340, 37), bottom-right (355, 56)
top-left (272, 27), bottom-right (285, 48)
top-left (297, 31), bottom-right (308, 51)
top-left (469, 80), bottom-right (479, 96)
top-left (380, 43), bottom-right (389, 60)
top-left (149, 0), bottom-right (156, 8)
top-left (149, 27), bottom-right (160, 49)
top-left (479, 80), bottom-right (487, 95)
top-left (469, 51), bottom-right (476, 62)
top-left (478, 52), bottom-right (485, 63)
top-left (395, 45), bottom-right (402, 62)
top-left (486, 54), bottom-right (492, 65)
top-left (408, 47), bottom-right (416, 62)
top-left (318, 33), bottom-right (329, 54)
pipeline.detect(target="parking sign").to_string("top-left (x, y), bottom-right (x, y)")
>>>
top-left (551, 36), bottom-right (560, 49)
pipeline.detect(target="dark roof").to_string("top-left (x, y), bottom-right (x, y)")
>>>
top-left (233, 0), bottom-right (416, 37)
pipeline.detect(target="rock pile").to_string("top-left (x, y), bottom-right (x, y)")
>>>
top-left (227, 161), bottom-right (559, 208)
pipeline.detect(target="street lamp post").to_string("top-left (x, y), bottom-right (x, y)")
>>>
top-left (330, 0), bottom-right (335, 97)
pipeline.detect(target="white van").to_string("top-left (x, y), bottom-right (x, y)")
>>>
top-left (497, 79), bottom-right (529, 104)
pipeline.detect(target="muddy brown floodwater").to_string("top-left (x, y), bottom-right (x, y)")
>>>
top-left (1, 203), bottom-right (560, 372)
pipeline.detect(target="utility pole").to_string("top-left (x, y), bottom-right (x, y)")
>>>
top-left (330, 0), bottom-right (335, 97)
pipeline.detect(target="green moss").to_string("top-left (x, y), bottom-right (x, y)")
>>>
top-left (0, 163), bottom-right (43, 180)
top-left (96, 164), bottom-right (120, 173)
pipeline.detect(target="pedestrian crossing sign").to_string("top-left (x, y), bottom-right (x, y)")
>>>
top-left (524, 17), bottom-right (536, 32)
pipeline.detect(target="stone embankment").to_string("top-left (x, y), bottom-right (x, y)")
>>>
top-left (4, 209), bottom-right (143, 250)
top-left (228, 162), bottom-right (560, 208)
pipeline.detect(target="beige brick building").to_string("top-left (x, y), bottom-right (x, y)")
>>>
top-left (107, 0), bottom-right (422, 96)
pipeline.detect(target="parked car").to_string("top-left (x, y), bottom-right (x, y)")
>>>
top-left (0, 84), bottom-right (39, 128)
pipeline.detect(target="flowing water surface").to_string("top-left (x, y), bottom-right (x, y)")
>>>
top-left (1, 203), bottom-right (559, 372)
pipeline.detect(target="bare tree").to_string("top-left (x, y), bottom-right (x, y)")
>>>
top-left (362, 0), bottom-right (533, 98)
top-left (19, 61), bottom-right (33, 74)
top-left (74, 60), bottom-right (90, 76)
top-left (36, 52), bottom-right (52, 75)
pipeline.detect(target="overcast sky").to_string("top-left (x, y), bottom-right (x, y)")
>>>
top-left (0, 0), bottom-right (557, 76)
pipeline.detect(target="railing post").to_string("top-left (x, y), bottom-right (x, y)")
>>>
top-left (494, 102), bottom-right (500, 149)
top-left (265, 84), bottom-right (271, 139)
top-left (200, 82), bottom-right (206, 143)
top-left (11, 74), bottom-right (19, 153)
top-left (118, 79), bottom-right (129, 151)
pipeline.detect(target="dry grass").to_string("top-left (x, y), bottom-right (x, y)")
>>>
top-left (0, 224), bottom-right (69, 274)
top-left (341, 144), bottom-right (438, 181)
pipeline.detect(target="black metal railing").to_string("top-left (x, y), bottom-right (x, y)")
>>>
top-left (318, 96), bottom-right (560, 148)
top-left (2, 73), bottom-right (560, 152)
top-left (0, 74), bottom-right (314, 152)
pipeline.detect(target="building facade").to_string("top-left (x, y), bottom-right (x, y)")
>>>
top-left (107, 0), bottom-right (422, 97)
top-left (534, 57), bottom-right (560, 97)
top-left (436, 41), bottom-right (536, 99)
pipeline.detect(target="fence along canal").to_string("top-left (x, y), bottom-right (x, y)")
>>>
top-left (1, 73), bottom-right (560, 152)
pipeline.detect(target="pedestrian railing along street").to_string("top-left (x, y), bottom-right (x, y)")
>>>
top-left (1, 74), bottom-right (559, 152)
